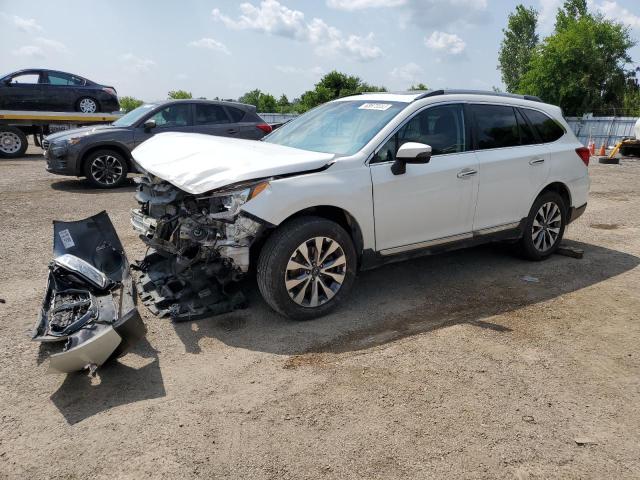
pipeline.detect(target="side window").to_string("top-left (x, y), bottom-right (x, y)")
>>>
top-left (10, 73), bottom-right (40, 84)
top-left (148, 104), bottom-right (191, 128)
top-left (46, 73), bottom-right (84, 86)
top-left (471, 104), bottom-right (520, 149)
top-left (522, 108), bottom-right (565, 143)
top-left (374, 104), bottom-right (465, 161)
top-left (195, 104), bottom-right (231, 125)
top-left (226, 107), bottom-right (245, 122)
top-left (515, 108), bottom-right (537, 145)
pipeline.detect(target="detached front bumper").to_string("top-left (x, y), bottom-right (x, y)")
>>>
top-left (33, 211), bottom-right (146, 374)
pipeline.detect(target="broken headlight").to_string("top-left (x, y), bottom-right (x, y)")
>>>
top-left (207, 181), bottom-right (269, 219)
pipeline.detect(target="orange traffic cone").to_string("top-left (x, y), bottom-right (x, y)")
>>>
top-left (599, 143), bottom-right (606, 156)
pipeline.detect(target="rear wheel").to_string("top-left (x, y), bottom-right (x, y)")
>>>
top-left (77, 97), bottom-right (99, 113)
top-left (83, 149), bottom-right (128, 188)
top-left (257, 216), bottom-right (357, 320)
top-left (518, 191), bottom-right (567, 260)
top-left (0, 126), bottom-right (28, 158)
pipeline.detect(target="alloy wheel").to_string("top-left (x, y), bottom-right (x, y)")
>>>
top-left (285, 236), bottom-right (347, 308)
top-left (532, 201), bottom-right (562, 252)
top-left (0, 131), bottom-right (22, 154)
top-left (90, 155), bottom-right (124, 186)
top-left (79, 98), bottom-right (97, 113)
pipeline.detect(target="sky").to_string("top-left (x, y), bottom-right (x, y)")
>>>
top-left (1, 0), bottom-right (639, 102)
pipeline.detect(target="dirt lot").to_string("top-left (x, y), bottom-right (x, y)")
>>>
top-left (1, 146), bottom-right (639, 479)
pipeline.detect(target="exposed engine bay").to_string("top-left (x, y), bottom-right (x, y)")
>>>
top-left (33, 212), bottom-right (146, 374)
top-left (130, 175), bottom-right (269, 321)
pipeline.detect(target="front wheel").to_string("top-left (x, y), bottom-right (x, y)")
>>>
top-left (83, 150), bottom-right (128, 188)
top-left (518, 191), bottom-right (567, 260)
top-left (0, 126), bottom-right (28, 158)
top-left (257, 216), bottom-right (357, 320)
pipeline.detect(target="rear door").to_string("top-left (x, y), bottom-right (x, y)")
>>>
top-left (190, 103), bottom-right (238, 138)
top-left (225, 105), bottom-right (264, 140)
top-left (470, 104), bottom-right (550, 231)
top-left (41, 72), bottom-right (84, 110)
top-left (133, 103), bottom-right (193, 147)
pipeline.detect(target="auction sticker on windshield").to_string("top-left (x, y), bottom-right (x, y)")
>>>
top-left (359, 103), bottom-right (392, 111)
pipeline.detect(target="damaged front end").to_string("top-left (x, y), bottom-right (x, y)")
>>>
top-left (33, 212), bottom-right (146, 374)
top-left (130, 175), bottom-right (269, 321)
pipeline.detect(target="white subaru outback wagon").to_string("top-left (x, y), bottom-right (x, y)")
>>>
top-left (131, 90), bottom-right (590, 320)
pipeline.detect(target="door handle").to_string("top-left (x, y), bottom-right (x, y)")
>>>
top-left (529, 158), bottom-right (545, 165)
top-left (457, 168), bottom-right (478, 178)
top-left (227, 128), bottom-right (238, 134)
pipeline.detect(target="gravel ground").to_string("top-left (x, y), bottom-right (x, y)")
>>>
top-left (0, 147), bottom-right (639, 479)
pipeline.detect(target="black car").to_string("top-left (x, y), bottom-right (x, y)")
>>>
top-left (0, 69), bottom-right (119, 113)
top-left (44, 99), bottom-right (273, 188)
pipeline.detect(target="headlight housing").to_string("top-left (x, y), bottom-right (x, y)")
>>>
top-left (207, 181), bottom-right (269, 218)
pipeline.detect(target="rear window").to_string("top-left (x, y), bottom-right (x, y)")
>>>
top-left (521, 108), bottom-right (565, 143)
top-left (470, 104), bottom-right (520, 150)
top-left (195, 104), bottom-right (230, 125)
top-left (226, 107), bottom-right (245, 122)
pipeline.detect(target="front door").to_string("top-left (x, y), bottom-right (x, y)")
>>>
top-left (133, 103), bottom-right (193, 147)
top-left (370, 103), bottom-right (479, 253)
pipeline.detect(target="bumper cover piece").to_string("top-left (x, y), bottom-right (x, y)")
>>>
top-left (33, 211), bottom-right (146, 374)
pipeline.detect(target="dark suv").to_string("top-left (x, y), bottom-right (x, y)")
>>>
top-left (43, 99), bottom-right (272, 188)
top-left (0, 69), bottom-right (119, 113)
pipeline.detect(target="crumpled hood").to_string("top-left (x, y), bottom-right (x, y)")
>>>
top-left (132, 132), bottom-right (336, 195)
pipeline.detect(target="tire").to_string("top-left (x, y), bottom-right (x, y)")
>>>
top-left (518, 191), bottom-right (567, 261)
top-left (76, 97), bottom-right (99, 113)
top-left (83, 149), bottom-right (128, 188)
top-left (598, 157), bottom-right (620, 164)
top-left (0, 126), bottom-right (28, 158)
top-left (257, 216), bottom-right (357, 320)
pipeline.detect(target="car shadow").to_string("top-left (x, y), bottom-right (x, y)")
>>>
top-left (50, 177), bottom-right (137, 193)
top-left (171, 239), bottom-right (640, 356)
top-left (49, 337), bottom-right (165, 425)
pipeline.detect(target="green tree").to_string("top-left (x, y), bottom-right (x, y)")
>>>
top-left (297, 71), bottom-right (386, 112)
top-left (555, 0), bottom-right (588, 32)
top-left (277, 94), bottom-right (290, 113)
top-left (167, 90), bottom-right (192, 99)
top-left (518, 9), bottom-right (635, 115)
top-left (498, 4), bottom-right (539, 92)
top-left (238, 89), bottom-right (278, 112)
top-left (408, 83), bottom-right (429, 91)
top-left (119, 96), bottom-right (144, 113)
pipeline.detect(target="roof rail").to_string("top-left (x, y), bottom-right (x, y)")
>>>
top-left (414, 89), bottom-right (543, 103)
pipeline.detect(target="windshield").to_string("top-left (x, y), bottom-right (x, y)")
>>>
top-left (112, 104), bottom-right (156, 127)
top-left (264, 100), bottom-right (406, 155)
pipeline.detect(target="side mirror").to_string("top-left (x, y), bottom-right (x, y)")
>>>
top-left (391, 142), bottom-right (432, 175)
top-left (143, 119), bottom-right (156, 131)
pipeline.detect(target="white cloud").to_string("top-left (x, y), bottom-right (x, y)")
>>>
top-left (398, 0), bottom-right (488, 29)
top-left (593, 0), bottom-right (640, 28)
top-left (276, 65), bottom-right (324, 76)
top-left (120, 53), bottom-right (156, 73)
top-left (188, 37), bottom-right (231, 55)
top-left (390, 62), bottom-right (424, 83)
top-left (176, 73), bottom-right (189, 80)
top-left (12, 45), bottom-right (44, 57)
top-left (212, 0), bottom-right (383, 61)
top-left (0, 13), bottom-right (44, 33)
top-left (326, 0), bottom-right (405, 10)
top-left (35, 37), bottom-right (67, 53)
top-left (425, 31), bottom-right (466, 55)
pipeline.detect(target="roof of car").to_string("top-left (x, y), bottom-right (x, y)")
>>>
top-left (145, 98), bottom-right (257, 110)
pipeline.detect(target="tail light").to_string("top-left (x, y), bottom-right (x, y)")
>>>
top-left (575, 147), bottom-right (590, 166)
top-left (256, 123), bottom-right (272, 134)
top-left (102, 87), bottom-right (117, 97)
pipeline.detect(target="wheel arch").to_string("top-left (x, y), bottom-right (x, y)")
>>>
top-left (536, 181), bottom-right (572, 212)
top-left (250, 205), bottom-right (365, 269)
